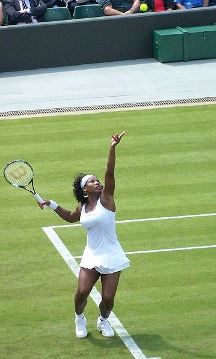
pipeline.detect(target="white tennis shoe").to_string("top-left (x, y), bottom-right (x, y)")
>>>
top-left (75, 315), bottom-right (87, 338)
top-left (97, 317), bottom-right (114, 337)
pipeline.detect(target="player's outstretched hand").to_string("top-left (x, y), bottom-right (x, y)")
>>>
top-left (38, 200), bottom-right (50, 209)
top-left (111, 131), bottom-right (126, 147)
top-left (39, 199), bottom-right (58, 210)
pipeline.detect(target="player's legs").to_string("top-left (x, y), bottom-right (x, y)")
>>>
top-left (74, 267), bottom-right (100, 314)
top-left (99, 271), bottom-right (121, 318)
top-left (74, 267), bottom-right (100, 338)
top-left (97, 271), bottom-right (121, 337)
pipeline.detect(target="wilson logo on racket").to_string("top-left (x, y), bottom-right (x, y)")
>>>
top-left (8, 166), bottom-right (27, 180)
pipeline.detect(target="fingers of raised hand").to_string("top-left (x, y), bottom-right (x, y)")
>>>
top-left (112, 131), bottom-right (126, 144)
top-left (119, 131), bottom-right (126, 139)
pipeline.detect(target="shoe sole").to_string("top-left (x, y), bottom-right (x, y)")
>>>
top-left (76, 333), bottom-right (88, 339)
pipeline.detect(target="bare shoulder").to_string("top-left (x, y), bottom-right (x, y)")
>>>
top-left (100, 190), bottom-right (116, 212)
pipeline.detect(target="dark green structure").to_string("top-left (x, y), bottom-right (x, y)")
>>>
top-left (181, 25), bottom-right (216, 61)
top-left (153, 28), bottom-right (184, 62)
top-left (0, 7), bottom-right (216, 73)
top-left (73, 4), bottom-right (103, 19)
top-left (153, 24), bottom-right (216, 63)
top-left (43, 7), bottom-right (71, 22)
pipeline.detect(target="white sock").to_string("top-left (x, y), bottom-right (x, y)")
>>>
top-left (75, 313), bottom-right (84, 320)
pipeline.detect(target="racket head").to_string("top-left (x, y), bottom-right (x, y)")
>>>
top-left (4, 160), bottom-right (34, 188)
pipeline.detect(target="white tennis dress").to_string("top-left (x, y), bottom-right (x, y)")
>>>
top-left (79, 198), bottom-right (130, 274)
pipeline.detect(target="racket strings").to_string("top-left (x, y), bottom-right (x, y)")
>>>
top-left (4, 161), bottom-right (33, 187)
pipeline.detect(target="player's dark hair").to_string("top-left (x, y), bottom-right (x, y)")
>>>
top-left (73, 173), bottom-right (88, 204)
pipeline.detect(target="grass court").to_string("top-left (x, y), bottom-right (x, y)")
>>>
top-left (1, 104), bottom-right (216, 359)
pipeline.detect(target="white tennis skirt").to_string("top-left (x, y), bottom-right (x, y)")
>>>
top-left (80, 247), bottom-right (130, 274)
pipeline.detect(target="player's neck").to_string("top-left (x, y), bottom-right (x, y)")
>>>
top-left (86, 194), bottom-right (100, 208)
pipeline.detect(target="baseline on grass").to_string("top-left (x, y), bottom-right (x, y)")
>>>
top-left (3, 159), bottom-right (44, 204)
top-left (42, 212), bottom-right (216, 359)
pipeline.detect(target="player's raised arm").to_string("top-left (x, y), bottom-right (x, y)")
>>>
top-left (102, 131), bottom-right (126, 199)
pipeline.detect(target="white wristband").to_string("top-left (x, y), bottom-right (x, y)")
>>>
top-left (49, 200), bottom-right (59, 210)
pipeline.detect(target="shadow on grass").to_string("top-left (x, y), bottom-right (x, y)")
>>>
top-left (132, 333), bottom-right (214, 359)
top-left (85, 332), bottom-right (125, 348)
top-left (83, 330), bottom-right (214, 358)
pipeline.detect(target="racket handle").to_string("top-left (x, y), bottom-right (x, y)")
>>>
top-left (33, 193), bottom-right (44, 204)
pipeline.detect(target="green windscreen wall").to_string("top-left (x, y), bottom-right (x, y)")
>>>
top-left (0, 7), bottom-right (216, 73)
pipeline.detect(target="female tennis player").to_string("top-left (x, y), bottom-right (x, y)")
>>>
top-left (41, 131), bottom-right (130, 338)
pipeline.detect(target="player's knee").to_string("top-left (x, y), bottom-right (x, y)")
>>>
top-left (102, 295), bottom-right (114, 309)
top-left (75, 289), bottom-right (88, 303)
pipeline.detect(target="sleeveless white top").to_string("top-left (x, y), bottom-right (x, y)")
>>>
top-left (79, 198), bottom-right (130, 274)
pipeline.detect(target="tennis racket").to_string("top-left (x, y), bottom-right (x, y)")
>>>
top-left (3, 159), bottom-right (44, 204)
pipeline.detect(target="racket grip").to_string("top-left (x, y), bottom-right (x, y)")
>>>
top-left (33, 193), bottom-right (44, 204)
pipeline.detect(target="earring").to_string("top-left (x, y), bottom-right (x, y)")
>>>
top-left (83, 191), bottom-right (88, 198)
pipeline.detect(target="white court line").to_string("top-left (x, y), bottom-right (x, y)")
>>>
top-left (126, 245), bottom-right (216, 255)
top-left (50, 212), bottom-right (216, 229)
top-left (74, 244), bottom-right (216, 259)
top-left (42, 226), bottom-right (161, 359)
top-left (71, 245), bottom-right (216, 259)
